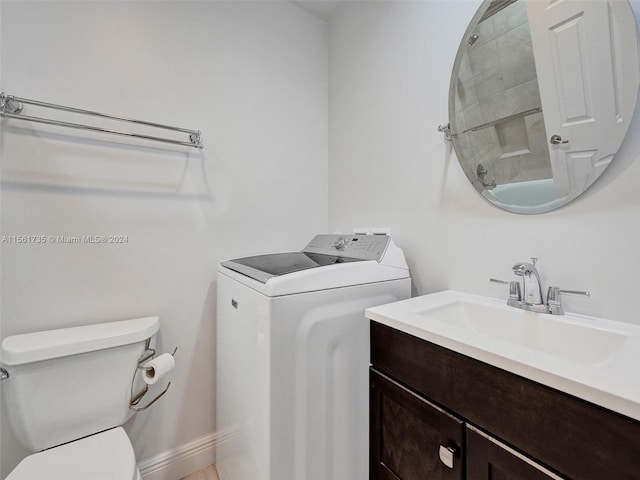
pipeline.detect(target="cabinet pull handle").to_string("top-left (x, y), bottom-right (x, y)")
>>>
top-left (439, 443), bottom-right (458, 469)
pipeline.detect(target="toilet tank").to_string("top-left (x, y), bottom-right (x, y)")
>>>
top-left (0, 316), bottom-right (159, 452)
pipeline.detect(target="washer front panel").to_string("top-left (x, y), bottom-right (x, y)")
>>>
top-left (302, 234), bottom-right (390, 261)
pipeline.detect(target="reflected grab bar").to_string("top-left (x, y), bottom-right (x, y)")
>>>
top-left (462, 107), bottom-right (542, 134)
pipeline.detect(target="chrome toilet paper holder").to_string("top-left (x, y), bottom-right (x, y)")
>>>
top-left (129, 339), bottom-right (177, 411)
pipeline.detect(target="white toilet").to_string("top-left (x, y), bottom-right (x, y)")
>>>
top-left (0, 316), bottom-right (161, 480)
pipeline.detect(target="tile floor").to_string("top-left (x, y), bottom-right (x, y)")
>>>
top-left (180, 464), bottom-right (219, 480)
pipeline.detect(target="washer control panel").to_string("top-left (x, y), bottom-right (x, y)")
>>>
top-left (302, 234), bottom-right (390, 262)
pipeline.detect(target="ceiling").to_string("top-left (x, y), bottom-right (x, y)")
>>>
top-left (290, 0), bottom-right (346, 21)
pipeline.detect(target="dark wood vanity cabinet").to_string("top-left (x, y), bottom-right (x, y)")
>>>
top-left (370, 321), bottom-right (640, 480)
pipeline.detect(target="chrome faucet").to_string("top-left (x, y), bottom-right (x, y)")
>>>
top-left (490, 257), bottom-right (590, 315)
top-left (512, 258), bottom-right (543, 306)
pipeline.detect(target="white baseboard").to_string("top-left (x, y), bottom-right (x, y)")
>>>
top-left (138, 431), bottom-right (218, 480)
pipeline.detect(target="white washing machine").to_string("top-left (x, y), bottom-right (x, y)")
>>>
top-left (215, 234), bottom-right (411, 480)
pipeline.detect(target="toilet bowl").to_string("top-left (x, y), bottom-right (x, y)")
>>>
top-left (0, 316), bottom-right (161, 479)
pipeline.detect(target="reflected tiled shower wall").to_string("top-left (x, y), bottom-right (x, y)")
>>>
top-left (453, 0), bottom-right (552, 186)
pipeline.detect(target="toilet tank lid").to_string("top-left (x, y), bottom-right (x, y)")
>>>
top-left (1, 316), bottom-right (159, 366)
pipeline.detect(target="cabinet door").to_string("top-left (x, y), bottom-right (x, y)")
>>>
top-left (370, 368), bottom-right (464, 480)
top-left (466, 425), bottom-right (566, 480)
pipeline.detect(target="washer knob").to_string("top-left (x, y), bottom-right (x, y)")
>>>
top-left (333, 237), bottom-right (347, 250)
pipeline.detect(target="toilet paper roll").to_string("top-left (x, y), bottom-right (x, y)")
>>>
top-left (143, 353), bottom-right (175, 385)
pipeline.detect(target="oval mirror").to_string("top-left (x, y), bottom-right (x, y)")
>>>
top-left (449, 0), bottom-right (640, 214)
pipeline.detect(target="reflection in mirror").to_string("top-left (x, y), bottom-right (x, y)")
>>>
top-left (449, 0), bottom-right (640, 214)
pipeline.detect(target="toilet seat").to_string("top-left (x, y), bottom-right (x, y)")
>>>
top-left (6, 427), bottom-right (140, 480)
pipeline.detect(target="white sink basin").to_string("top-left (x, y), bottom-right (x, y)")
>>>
top-left (366, 290), bottom-right (640, 421)
top-left (417, 299), bottom-right (628, 366)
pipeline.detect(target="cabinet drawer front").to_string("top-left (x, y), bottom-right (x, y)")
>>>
top-left (370, 368), bottom-right (464, 480)
top-left (466, 425), bottom-right (566, 480)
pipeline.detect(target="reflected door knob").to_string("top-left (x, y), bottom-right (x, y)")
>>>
top-left (550, 134), bottom-right (569, 145)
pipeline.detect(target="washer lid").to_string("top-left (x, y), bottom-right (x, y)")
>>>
top-left (6, 427), bottom-right (138, 480)
top-left (221, 252), bottom-right (363, 283)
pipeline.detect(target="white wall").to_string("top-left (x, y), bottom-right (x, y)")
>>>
top-left (0, 1), bottom-right (327, 477)
top-left (329, 0), bottom-right (640, 325)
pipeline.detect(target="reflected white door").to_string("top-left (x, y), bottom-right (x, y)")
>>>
top-left (526, 0), bottom-right (639, 199)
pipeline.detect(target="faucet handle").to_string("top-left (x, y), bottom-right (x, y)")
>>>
top-left (547, 286), bottom-right (590, 299)
top-left (559, 288), bottom-right (590, 297)
top-left (547, 286), bottom-right (590, 315)
top-left (509, 281), bottom-right (522, 301)
top-left (489, 278), bottom-right (521, 301)
top-left (547, 286), bottom-right (562, 313)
